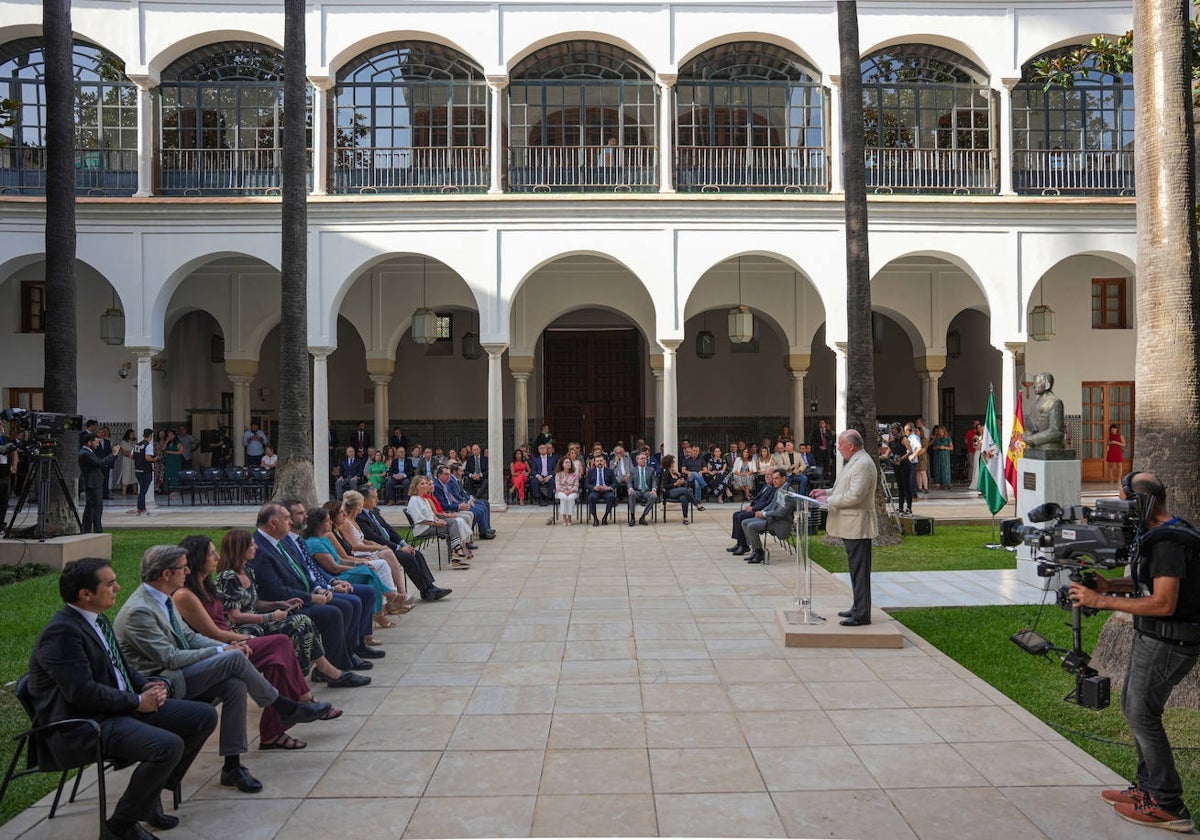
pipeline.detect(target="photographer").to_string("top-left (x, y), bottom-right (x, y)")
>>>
top-left (0, 419), bottom-right (15, 529)
top-left (1068, 472), bottom-right (1200, 832)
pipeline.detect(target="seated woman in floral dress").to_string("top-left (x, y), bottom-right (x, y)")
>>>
top-left (307, 501), bottom-right (406, 627)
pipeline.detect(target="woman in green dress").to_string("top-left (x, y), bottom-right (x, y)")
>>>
top-left (163, 428), bottom-right (183, 486)
top-left (930, 424), bottom-right (954, 489)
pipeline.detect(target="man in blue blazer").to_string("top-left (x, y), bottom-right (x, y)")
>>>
top-left (585, 455), bottom-right (617, 526)
top-left (333, 446), bottom-right (365, 500)
top-left (728, 474), bottom-right (781, 556)
top-left (447, 463), bottom-right (494, 537)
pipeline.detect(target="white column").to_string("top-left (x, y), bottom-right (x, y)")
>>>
top-left (827, 76), bottom-right (843, 194)
top-left (484, 343), bottom-right (508, 509)
top-left (486, 76), bottom-right (508, 195)
top-left (513, 372), bottom-right (530, 448)
top-left (997, 78), bottom-right (1020, 196)
top-left (834, 342), bottom-right (848, 449)
top-left (133, 349), bottom-right (157, 506)
top-left (311, 349), bottom-right (330, 501)
top-left (1002, 342), bottom-right (1023, 456)
top-left (657, 74), bottom-right (677, 194)
top-left (309, 79), bottom-right (332, 196)
top-left (659, 339), bottom-right (681, 460)
top-left (229, 375), bottom-right (254, 466)
top-left (790, 370), bottom-right (807, 442)
top-left (652, 369), bottom-right (664, 446)
top-left (370, 374), bottom-right (390, 451)
top-left (132, 80), bottom-right (156, 197)
top-left (921, 371), bottom-right (944, 426)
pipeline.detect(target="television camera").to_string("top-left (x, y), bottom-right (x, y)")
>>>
top-left (1002, 500), bottom-right (1142, 709)
top-left (0, 407), bottom-right (84, 457)
top-left (1, 407), bottom-right (84, 540)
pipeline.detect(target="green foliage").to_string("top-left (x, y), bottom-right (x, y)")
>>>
top-left (0, 565), bottom-right (52, 588)
top-left (811, 524), bottom-right (1016, 573)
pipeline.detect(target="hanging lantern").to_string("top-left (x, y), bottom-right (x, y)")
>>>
top-left (1028, 305), bottom-right (1055, 341)
top-left (411, 307), bottom-right (438, 344)
top-left (727, 306), bottom-right (753, 344)
top-left (461, 330), bottom-right (482, 360)
top-left (695, 330), bottom-right (716, 359)
top-left (99, 307), bottom-right (125, 345)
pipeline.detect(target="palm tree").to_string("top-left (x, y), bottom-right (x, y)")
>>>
top-left (42, 0), bottom-right (81, 534)
top-left (272, 0), bottom-right (316, 505)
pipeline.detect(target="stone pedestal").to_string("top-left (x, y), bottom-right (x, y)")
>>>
top-left (0, 533), bottom-right (112, 569)
top-left (1015, 457), bottom-right (1081, 589)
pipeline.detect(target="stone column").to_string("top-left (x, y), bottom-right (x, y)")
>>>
top-left (998, 78), bottom-right (1020, 196)
top-left (1002, 342), bottom-right (1025, 454)
top-left (128, 76), bottom-right (158, 197)
top-left (366, 357), bottom-right (395, 449)
top-left (311, 348), bottom-right (332, 500)
top-left (915, 355), bottom-right (947, 425)
top-left (130, 348), bottom-right (158, 506)
top-left (834, 342), bottom-right (848, 453)
top-left (226, 360), bottom-right (259, 466)
top-left (308, 78), bottom-right (333, 196)
top-left (648, 355), bottom-right (664, 447)
top-left (827, 76), bottom-right (843, 194)
top-left (484, 343), bottom-right (508, 509)
top-left (486, 75), bottom-right (508, 195)
top-left (657, 73), bottom-right (677, 194)
top-left (658, 339), bottom-right (681, 460)
top-left (510, 355), bottom-right (534, 447)
top-left (785, 354), bottom-right (811, 442)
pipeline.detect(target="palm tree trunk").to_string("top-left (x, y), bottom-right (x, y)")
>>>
top-left (273, 0), bottom-right (315, 505)
top-left (42, 0), bottom-right (80, 534)
top-left (837, 1), bottom-right (898, 543)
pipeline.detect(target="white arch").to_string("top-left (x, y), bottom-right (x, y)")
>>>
top-left (152, 249), bottom-right (280, 349)
top-left (675, 33), bottom-right (824, 76)
top-left (506, 31), bottom-right (657, 76)
top-left (326, 31), bottom-right (485, 78)
top-left (148, 30), bottom-right (283, 76)
top-left (860, 34), bottom-right (991, 79)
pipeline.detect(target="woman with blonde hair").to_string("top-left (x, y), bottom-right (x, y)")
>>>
top-left (336, 492), bottom-right (410, 602)
top-left (406, 475), bottom-right (472, 568)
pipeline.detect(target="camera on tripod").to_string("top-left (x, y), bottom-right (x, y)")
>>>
top-left (0, 407), bottom-right (83, 457)
top-left (1002, 500), bottom-right (1141, 710)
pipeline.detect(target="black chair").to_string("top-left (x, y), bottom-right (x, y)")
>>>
top-left (192, 468), bottom-right (222, 505)
top-left (0, 674), bottom-right (180, 837)
top-left (656, 473), bottom-right (690, 522)
top-left (217, 467), bottom-right (246, 505)
top-left (242, 467), bottom-right (273, 505)
top-left (164, 469), bottom-right (199, 506)
top-left (402, 509), bottom-right (449, 570)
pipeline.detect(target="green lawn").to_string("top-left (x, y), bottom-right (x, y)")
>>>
top-left (0, 528), bottom-right (227, 825)
top-left (809, 524), bottom-right (1015, 573)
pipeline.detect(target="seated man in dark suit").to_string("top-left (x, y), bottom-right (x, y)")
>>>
top-left (585, 455), bottom-right (617, 526)
top-left (355, 485), bottom-right (451, 601)
top-left (29, 558), bottom-right (218, 840)
top-left (463, 444), bottom-right (487, 499)
top-left (113, 547), bottom-right (327, 796)
top-left (250, 502), bottom-right (374, 680)
top-left (728, 474), bottom-right (778, 555)
top-left (333, 446), bottom-right (365, 500)
top-left (740, 468), bottom-right (798, 564)
top-left (625, 450), bottom-right (658, 526)
top-left (531, 444), bottom-right (557, 504)
top-left (448, 463), bottom-right (494, 537)
top-left (384, 445), bottom-right (413, 504)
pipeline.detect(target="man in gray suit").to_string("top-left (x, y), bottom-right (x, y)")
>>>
top-left (812, 429), bottom-right (879, 626)
top-left (740, 468), bottom-right (796, 564)
top-left (114, 545), bottom-right (327, 794)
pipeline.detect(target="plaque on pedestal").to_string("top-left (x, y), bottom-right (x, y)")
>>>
top-left (1015, 458), bottom-right (1082, 590)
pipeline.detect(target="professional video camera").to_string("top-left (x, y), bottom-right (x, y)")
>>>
top-left (1002, 500), bottom-right (1143, 709)
top-left (0, 407), bottom-right (84, 457)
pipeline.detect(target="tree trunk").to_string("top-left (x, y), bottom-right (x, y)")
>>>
top-left (42, 0), bottom-right (80, 534)
top-left (273, 0), bottom-right (316, 507)
top-left (837, 1), bottom-right (899, 545)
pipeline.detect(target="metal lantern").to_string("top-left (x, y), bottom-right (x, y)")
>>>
top-left (461, 330), bottom-right (482, 360)
top-left (727, 305), bottom-right (753, 344)
top-left (1028, 304), bottom-right (1056, 341)
top-left (99, 306), bottom-right (125, 345)
top-left (695, 330), bottom-right (716, 359)
top-left (411, 307), bottom-right (438, 344)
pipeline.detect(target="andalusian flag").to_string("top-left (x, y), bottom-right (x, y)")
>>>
top-left (1005, 390), bottom-right (1025, 496)
top-left (978, 387), bottom-right (1008, 515)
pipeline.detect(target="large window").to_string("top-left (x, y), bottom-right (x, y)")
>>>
top-left (333, 41), bottom-right (489, 193)
top-left (0, 38), bottom-right (137, 195)
top-left (675, 42), bottom-right (826, 192)
top-left (508, 41), bottom-right (658, 192)
top-left (1091, 278), bottom-right (1128, 329)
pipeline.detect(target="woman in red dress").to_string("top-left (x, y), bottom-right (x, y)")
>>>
top-left (1104, 423), bottom-right (1127, 482)
top-left (510, 449), bottom-right (530, 503)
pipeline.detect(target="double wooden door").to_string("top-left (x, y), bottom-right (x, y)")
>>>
top-left (542, 329), bottom-right (642, 448)
top-left (1080, 381), bottom-right (1134, 482)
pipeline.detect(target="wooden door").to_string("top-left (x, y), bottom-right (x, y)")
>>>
top-left (1080, 381), bottom-right (1134, 482)
top-left (542, 329), bottom-right (642, 448)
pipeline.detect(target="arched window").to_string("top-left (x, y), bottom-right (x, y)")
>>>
top-left (333, 41), bottom-right (489, 193)
top-left (860, 45), bottom-right (994, 193)
top-left (158, 42), bottom-right (307, 194)
top-left (675, 42), bottom-right (825, 191)
top-left (1012, 48), bottom-right (1134, 194)
top-left (0, 38), bottom-right (137, 195)
top-left (508, 41), bottom-right (658, 191)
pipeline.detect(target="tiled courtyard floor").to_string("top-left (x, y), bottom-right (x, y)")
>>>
top-left (2, 500), bottom-right (1147, 839)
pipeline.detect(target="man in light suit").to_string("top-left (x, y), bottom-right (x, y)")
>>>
top-left (811, 429), bottom-right (879, 626)
top-left (114, 546), bottom-right (327, 795)
top-left (532, 444), bottom-right (556, 504)
top-left (740, 468), bottom-right (797, 564)
top-left (610, 445), bottom-right (633, 500)
top-left (29, 558), bottom-right (218, 840)
top-left (585, 455), bottom-right (617, 526)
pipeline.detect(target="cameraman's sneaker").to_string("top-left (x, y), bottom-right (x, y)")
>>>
top-left (1115, 796), bottom-right (1194, 832)
top-left (1102, 783), bottom-right (1146, 808)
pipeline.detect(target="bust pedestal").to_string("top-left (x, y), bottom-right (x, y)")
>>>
top-left (1015, 454), bottom-right (1082, 590)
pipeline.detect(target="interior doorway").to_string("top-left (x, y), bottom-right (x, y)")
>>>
top-left (1081, 381), bottom-right (1134, 482)
top-left (542, 328), bottom-right (642, 447)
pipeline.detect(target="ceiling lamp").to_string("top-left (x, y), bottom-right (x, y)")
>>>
top-left (462, 312), bottom-right (482, 360)
top-left (696, 311), bottom-right (715, 359)
top-left (412, 257), bottom-right (438, 345)
top-left (1029, 285), bottom-right (1055, 341)
top-left (99, 290), bottom-right (124, 345)
top-left (728, 257), bottom-right (754, 344)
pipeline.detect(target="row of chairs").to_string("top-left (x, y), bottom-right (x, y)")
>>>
top-left (163, 467), bottom-right (275, 506)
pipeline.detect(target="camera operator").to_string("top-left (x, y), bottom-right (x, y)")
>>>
top-left (0, 419), bottom-right (16, 530)
top-left (79, 433), bottom-right (115, 534)
top-left (1068, 471), bottom-right (1200, 832)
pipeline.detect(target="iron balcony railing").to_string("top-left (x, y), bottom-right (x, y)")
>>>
top-left (508, 144), bottom-right (658, 192)
top-left (1014, 149), bottom-right (1135, 195)
top-left (333, 146), bottom-right (489, 193)
top-left (0, 146), bottom-right (138, 195)
top-left (865, 147), bottom-right (995, 194)
top-left (675, 145), bottom-right (827, 192)
top-left (159, 147), bottom-right (312, 195)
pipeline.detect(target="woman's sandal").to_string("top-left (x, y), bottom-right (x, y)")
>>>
top-left (260, 733), bottom-right (306, 750)
top-left (374, 613), bottom-right (396, 629)
top-left (316, 704), bottom-right (343, 720)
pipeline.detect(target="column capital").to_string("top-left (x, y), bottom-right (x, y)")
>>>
top-left (126, 345), bottom-right (163, 358)
top-left (485, 74), bottom-right (509, 91)
top-left (227, 374), bottom-right (256, 387)
top-left (783, 353), bottom-right (811, 374)
top-left (307, 75), bottom-right (335, 91)
top-left (512, 371), bottom-right (531, 384)
top-left (368, 374), bottom-right (392, 387)
top-left (224, 358), bottom-right (259, 378)
top-left (309, 345), bottom-right (336, 360)
top-left (656, 72), bottom-right (677, 89)
top-left (126, 72), bottom-right (160, 90)
top-left (648, 354), bottom-right (664, 372)
top-left (914, 354), bottom-right (947, 374)
top-left (482, 342), bottom-right (508, 358)
top-left (657, 338), bottom-right (683, 354)
top-left (365, 356), bottom-right (395, 378)
top-left (509, 354), bottom-right (535, 375)
top-left (827, 74), bottom-right (841, 89)
top-left (999, 75), bottom-right (1022, 92)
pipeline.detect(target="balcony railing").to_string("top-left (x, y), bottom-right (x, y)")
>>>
top-left (508, 145), bottom-right (657, 192)
top-left (675, 145), bottom-right (827, 193)
top-left (865, 148), bottom-right (995, 194)
top-left (160, 148), bottom-right (312, 195)
top-left (333, 146), bottom-right (488, 193)
top-left (1014, 149), bottom-right (1135, 196)
top-left (0, 147), bottom-right (138, 195)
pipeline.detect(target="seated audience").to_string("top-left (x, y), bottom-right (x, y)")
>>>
top-left (384, 445), bottom-right (412, 504)
top-left (305, 502), bottom-right (400, 623)
top-left (610, 445), bottom-right (633, 498)
top-left (729, 446), bottom-right (758, 501)
top-left (626, 450), bottom-right (658, 525)
top-left (510, 448), bottom-right (529, 504)
top-left (555, 456), bottom-right (580, 525)
top-left (464, 443), bottom-right (488, 498)
top-left (259, 446), bottom-right (278, 470)
top-left (658, 454), bottom-right (695, 525)
top-left (353, 485), bottom-right (451, 601)
top-left (740, 469), bottom-right (797, 564)
top-left (585, 454), bottom-right (617, 526)
top-left (333, 446), bottom-right (364, 500)
top-left (706, 445), bottom-right (731, 499)
top-left (727, 472), bottom-right (779, 555)
top-left (407, 475), bottom-right (473, 567)
top-left (681, 444), bottom-right (710, 508)
top-left (531, 444), bottom-right (557, 504)
top-left (336, 491), bottom-right (409, 609)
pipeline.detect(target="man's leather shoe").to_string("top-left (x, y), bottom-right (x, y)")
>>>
top-left (347, 655), bottom-right (374, 670)
top-left (629, 519), bottom-right (636, 527)
top-left (219, 764), bottom-right (263, 793)
top-left (146, 803), bottom-right (179, 831)
top-left (592, 518), bottom-right (599, 527)
top-left (601, 514), bottom-right (609, 525)
top-left (466, 542), bottom-right (479, 550)
top-left (639, 518), bottom-right (648, 525)
top-left (421, 587), bottom-right (452, 601)
top-left (314, 670), bottom-right (371, 688)
top-left (726, 544), bottom-right (740, 553)
top-left (480, 530), bottom-right (496, 539)
top-left (839, 617), bottom-right (871, 627)
top-left (103, 819), bottom-right (159, 840)
top-left (731, 546), bottom-right (748, 556)
top-left (746, 551), bottom-right (764, 564)
top-left (278, 700), bottom-right (330, 726)
top-left (837, 610), bottom-right (854, 619)
top-left (354, 645), bottom-right (386, 659)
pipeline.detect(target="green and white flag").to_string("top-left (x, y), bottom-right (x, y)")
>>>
top-left (978, 387), bottom-right (1008, 515)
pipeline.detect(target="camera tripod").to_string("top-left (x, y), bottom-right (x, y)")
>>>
top-left (4, 453), bottom-right (82, 541)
